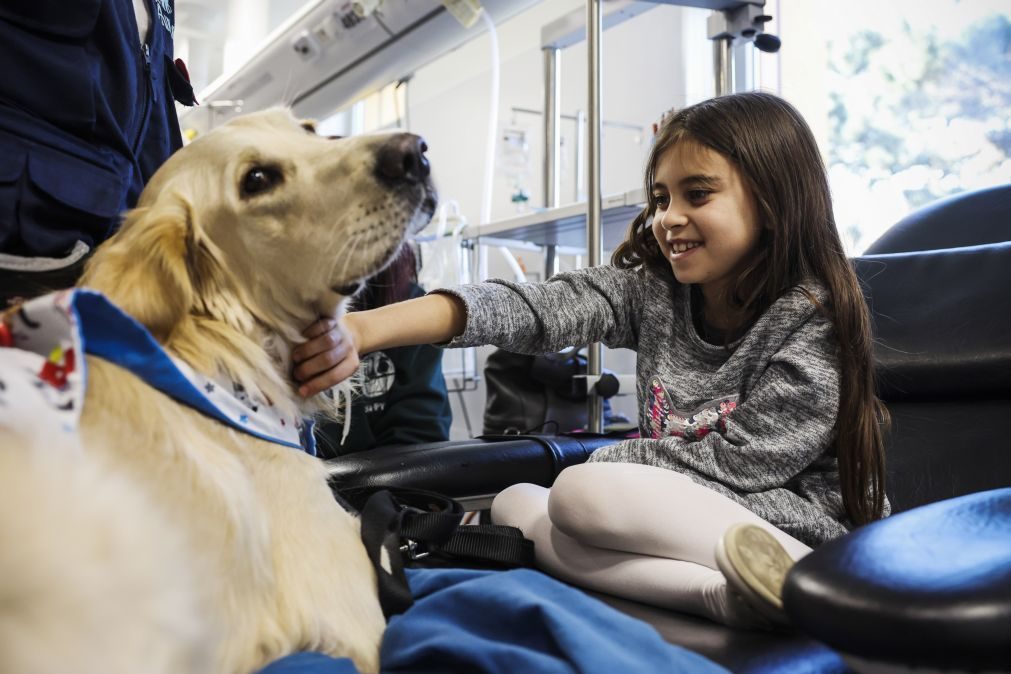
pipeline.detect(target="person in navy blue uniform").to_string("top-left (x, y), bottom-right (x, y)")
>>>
top-left (313, 246), bottom-right (453, 458)
top-left (0, 0), bottom-right (196, 304)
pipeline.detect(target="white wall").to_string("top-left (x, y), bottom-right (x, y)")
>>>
top-left (410, 2), bottom-right (709, 224)
top-left (399, 2), bottom-right (712, 440)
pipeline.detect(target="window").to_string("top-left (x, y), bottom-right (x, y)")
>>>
top-left (772, 0), bottom-right (1011, 253)
top-left (317, 80), bottom-right (407, 137)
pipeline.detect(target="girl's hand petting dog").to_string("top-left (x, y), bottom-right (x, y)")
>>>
top-left (292, 292), bottom-right (466, 397)
top-left (292, 317), bottom-right (360, 397)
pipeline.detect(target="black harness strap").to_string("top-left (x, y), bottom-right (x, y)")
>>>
top-left (353, 487), bottom-right (535, 619)
top-left (358, 490), bottom-right (414, 618)
top-left (438, 524), bottom-right (534, 566)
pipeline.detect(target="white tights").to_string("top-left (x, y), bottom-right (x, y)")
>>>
top-left (490, 462), bottom-right (812, 627)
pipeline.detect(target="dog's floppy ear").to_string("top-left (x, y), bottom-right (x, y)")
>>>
top-left (81, 193), bottom-right (197, 341)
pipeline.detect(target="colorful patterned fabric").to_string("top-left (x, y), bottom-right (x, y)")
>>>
top-left (0, 289), bottom-right (314, 453)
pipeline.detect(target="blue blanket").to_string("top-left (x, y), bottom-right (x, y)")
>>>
top-left (257, 567), bottom-right (727, 674)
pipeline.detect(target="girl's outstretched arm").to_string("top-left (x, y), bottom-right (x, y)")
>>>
top-left (291, 293), bottom-right (466, 395)
top-left (348, 292), bottom-right (466, 354)
top-left (294, 262), bottom-right (647, 394)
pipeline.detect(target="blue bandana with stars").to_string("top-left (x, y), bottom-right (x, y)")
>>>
top-left (0, 289), bottom-right (315, 454)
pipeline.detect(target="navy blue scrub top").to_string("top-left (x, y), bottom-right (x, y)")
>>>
top-left (0, 0), bottom-right (195, 259)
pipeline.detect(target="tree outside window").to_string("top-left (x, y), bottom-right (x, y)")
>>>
top-left (775, 0), bottom-right (1011, 253)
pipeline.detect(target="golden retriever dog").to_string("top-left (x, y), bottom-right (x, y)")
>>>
top-left (0, 108), bottom-right (437, 674)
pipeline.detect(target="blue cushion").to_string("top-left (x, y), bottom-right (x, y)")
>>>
top-left (864, 183), bottom-right (1011, 254)
top-left (259, 567), bottom-right (728, 674)
top-left (257, 653), bottom-right (359, 674)
top-left (381, 567), bottom-right (727, 673)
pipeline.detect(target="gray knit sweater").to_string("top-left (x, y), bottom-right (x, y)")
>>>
top-left (438, 264), bottom-right (885, 547)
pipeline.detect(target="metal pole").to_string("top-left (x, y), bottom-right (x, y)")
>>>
top-left (586, 0), bottom-right (603, 433)
top-left (543, 47), bottom-right (561, 279)
top-left (543, 48), bottom-right (561, 208)
top-left (713, 35), bottom-right (733, 96)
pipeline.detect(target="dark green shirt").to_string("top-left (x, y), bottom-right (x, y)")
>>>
top-left (317, 284), bottom-right (452, 457)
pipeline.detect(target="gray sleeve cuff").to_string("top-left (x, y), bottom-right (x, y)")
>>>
top-left (427, 283), bottom-right (509, 349)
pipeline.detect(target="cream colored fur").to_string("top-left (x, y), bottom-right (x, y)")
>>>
top-left (0, 108), bottom-right (435, 674)
top-left (0, 425), bottom-right (213, 674)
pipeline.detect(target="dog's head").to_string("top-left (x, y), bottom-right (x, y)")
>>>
top-left (83, 107), bottom-right (435, 336)
top-left (80, 108), bottom-right (436, 415)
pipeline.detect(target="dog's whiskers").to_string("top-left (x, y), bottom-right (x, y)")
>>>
top-left (331, 229), bottom-right (371, 293)
top-left (328, 229), bottom-right (376, 443)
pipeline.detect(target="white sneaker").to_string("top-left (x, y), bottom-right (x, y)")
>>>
top-left (715, 523), bottom-right (793, 628)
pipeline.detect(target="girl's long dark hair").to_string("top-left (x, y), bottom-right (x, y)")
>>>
top-left (614, 92), bottom-right (887, 525)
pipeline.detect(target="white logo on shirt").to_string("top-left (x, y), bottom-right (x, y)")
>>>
top-left (359, 351), bottom-right (396, 399)
top-left (155, 0), bottom-right (173, 36)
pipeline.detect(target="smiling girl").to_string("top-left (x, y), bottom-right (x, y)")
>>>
top-left (298, 92), bottom-right (889, 628)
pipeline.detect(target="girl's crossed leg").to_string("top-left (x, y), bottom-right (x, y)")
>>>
top-left (490, 462), bottom-right (810, 629)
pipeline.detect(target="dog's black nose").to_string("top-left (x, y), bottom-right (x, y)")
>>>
top-left (377, 133), bottom-right (430, 183)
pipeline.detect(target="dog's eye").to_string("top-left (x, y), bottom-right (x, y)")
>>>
top-left (300, 121), bottom-right (317, 134)
top-left (241, 166), bottom-right (283, 198)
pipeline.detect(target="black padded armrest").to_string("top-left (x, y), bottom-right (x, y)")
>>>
top-left (864, 183), bottom-right (1011, 254)
top-left (783, 487), bottom-right (1011, 670)
top-left (855, 241), bottom-right (1011, 400)
top-left (325, 434), bottom-right (619, 499)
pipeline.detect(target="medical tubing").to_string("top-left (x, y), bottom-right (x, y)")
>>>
top-left (478, 9), bottom-right (526, 283)
top-left (479, 8), bottom-right (499, 227)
